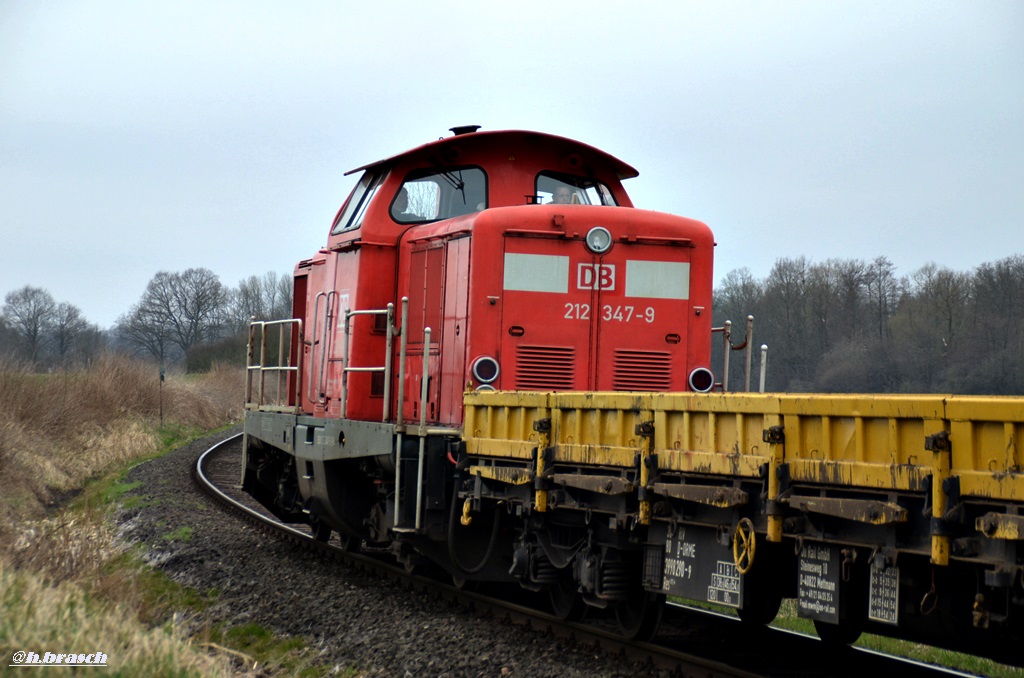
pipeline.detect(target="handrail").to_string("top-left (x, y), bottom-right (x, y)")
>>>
top-left (245, 318), bottom-right (303, 412)
top-left (308, 291), bottom-right (337, 406)
top-left (712, 315), bottom-right (762, 392)
top-left (415, 326), bottom-right (432, 530)
top-left (394, 297), bottom-right (409, 529)
top-left (341, 305), bottom-right (396, 421)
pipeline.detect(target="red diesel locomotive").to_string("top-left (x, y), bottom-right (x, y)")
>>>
top-left (243, 127), bottom-right (715, 636)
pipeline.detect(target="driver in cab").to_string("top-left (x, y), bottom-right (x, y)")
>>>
top-left (550, 185), bottom-right (574, 204)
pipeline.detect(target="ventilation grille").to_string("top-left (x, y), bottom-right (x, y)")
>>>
top-left (613, 350), bottom-right (672, 391)
top-left (515, 345), bottom-right (575, 390)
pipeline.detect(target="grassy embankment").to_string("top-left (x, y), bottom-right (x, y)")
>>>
top-left (0, 355), bottom-right (332, 676)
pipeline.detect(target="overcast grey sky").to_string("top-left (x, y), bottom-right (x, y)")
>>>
top-left (2, 1), bottom-right (1022, 328)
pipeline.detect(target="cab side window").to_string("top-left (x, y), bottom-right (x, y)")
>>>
top-left (392, 167), bottom-right (487, 223)
top-left (332, 171), bottom-right (386, 235)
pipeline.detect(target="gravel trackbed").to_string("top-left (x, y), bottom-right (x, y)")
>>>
top-left (116, 428), bottom-right (670, 677)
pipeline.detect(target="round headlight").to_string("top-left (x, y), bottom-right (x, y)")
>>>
top-left (472, 356), bottom-right (500, 384)
top-left (585, 226), bottom-right (613, 254)
top-left (688, 367), bottom-right (715, 393)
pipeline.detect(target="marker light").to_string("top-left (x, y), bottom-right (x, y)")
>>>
top-left (585, 226), bottom-right (613, 254)
top-left (472, 356), bottom-right (500, 384)
top-left (688, 367), bottom-right (715, 393)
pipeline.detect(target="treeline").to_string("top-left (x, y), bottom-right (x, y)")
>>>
top-left (0, 270), bottom-right (291, 372)
top-left (713, 254), bottom-right (1024, 395)
top-left (5, 255), bottom-right (1023, 395)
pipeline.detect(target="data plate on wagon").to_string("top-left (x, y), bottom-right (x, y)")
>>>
top-left (797, 542), bottom-right (841, 624)
top-left (661, 527), bottom-right (742, 608)
top-left (868, 564), bottom-right (899, 624)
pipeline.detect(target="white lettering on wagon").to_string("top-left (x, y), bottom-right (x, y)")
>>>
top-left (707, 560), bottom-right (741, 606)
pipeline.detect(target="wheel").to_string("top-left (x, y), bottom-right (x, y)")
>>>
top-left (403, 555), bottom-right (434, 576)
top-left (813, 618), bottom-right (862, 646)
top-left (736, 546), bottom-right (782, 626)
top-left (737, 585), bottom-right (782, 626)
top-left (309, 516), bottom-right (332, 543)
top-left (451, 574), bottom-right (479, 592)
top-left (614, 592), bottom-right (664, 641)
top-left (549, 570), bottom-right (584, 621)
top-left (338, 533), bottom-right (361, 552)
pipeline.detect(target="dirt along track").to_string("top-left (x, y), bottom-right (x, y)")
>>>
top-left (116, 427), bottom-right (674, 677)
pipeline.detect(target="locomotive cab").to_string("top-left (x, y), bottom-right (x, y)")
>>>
top-left (329, 129), bottom-right (713, 424)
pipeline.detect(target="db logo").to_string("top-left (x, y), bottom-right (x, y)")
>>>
top-left (577, 264), bottom-right (616, 291)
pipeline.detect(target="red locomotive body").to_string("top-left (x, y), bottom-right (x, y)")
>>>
top-left (291, 128), bottom-right (715, 426)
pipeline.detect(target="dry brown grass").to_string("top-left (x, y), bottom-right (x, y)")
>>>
top-left (0, 354), bottom-right (244, 527)
top-left (0, 353), bottom-right (249, 675)
top-left (1, 539), bottom-right (238, 676)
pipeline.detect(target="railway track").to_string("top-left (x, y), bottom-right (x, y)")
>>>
top-left (194, 434), bottom-right (978, 678)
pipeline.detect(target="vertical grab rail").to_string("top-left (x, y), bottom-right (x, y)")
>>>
top-left (721, 320), bottom-right (732, 392)
top-left (308, 291), bottom-right (336, 406)
top-left (759, 344), bottom-right (769, 392)
top-left (394, 297), bottom-right (409, 529)
top-left (382, 303), bottom-right (394, 423)
top-left (743, 315), bottom-right (754, 392)
top-left (414, 327), bottom-right (432, 530)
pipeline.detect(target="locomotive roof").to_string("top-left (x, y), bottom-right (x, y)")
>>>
top-left (345, 128), bottom-right (640, 180)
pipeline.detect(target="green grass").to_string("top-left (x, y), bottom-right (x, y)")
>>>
top-left (674, 596), bottom-right (1022, 676)
top-left (201, 622), bottom-right (339, 676)
top-left (161, 526), bottom-right (194, 542)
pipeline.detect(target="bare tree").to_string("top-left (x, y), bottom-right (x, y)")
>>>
top-left (116, 302), bottom-right (177, 363)
top-left (964, 255), bottom-right (1024, 393)
top-left (2, 286), bottom-right (56, 363)
top-left (51, 302), bottom-right (93, 366)
top-left (230, 271), bottom-right (294, 332)
top-left (0, 315), bottom-right (14, 359)
top-left (713, 267), bottom-right (763, 322)
top-left (806, 261), bottom-right (840, 355)
top-left (759, 257), bottom-right (814, 389)
top-left (116, 268), bottom-right (229, 362)
top-left (864, 256), bottom-right (903, 345)
top-left (831, 258), bottom-right (868, 339)
top-left (271, 273), bottom-right (294, 319)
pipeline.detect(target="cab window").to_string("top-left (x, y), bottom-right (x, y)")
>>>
top-left (535, 171), bottom-right (617, 206)
top-left (392, 167), bottom-right (487, 223)
top-left (332, 171), bottom-right (386, 235)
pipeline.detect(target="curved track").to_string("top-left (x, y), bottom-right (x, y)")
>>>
top-left (194, 434), bottom-right (978, 678)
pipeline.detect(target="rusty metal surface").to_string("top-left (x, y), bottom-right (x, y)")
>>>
top-left (464, 390), bottom-right (1024, 500)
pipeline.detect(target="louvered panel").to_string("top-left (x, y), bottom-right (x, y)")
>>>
top-left (515, 345), bottom-right (575, 390)
top-left (613, 350), bottom-right (672, 391)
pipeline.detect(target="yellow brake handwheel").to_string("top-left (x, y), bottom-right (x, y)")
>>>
top-left (733, 517), bottom-right (756, 575)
